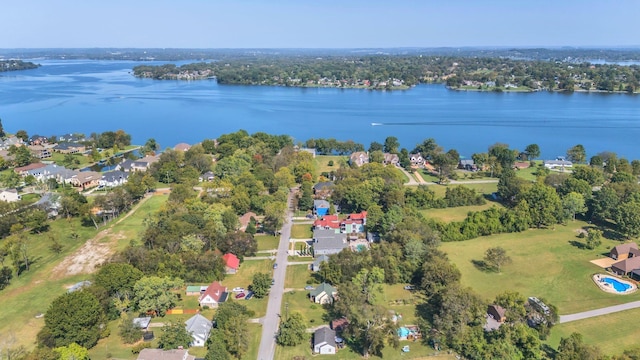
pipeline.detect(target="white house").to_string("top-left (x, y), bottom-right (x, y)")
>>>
top-left (185, 314), bottom-right (212, 347)
top-left (0, 189), bottom-right (20, 203)
top-left (198, 281), bottom-right (228, 308)
top-left (313, 326), bottom-right (337, 355)
top-left (99, 171), bottom-right (130, 188)
top-left (544, 157), bottom-right (573, 170)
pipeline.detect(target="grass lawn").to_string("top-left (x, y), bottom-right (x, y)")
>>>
top-left (428, 182), bottom-right (498, 198)
top-left (314, 155), bottom-right (347, 174)
top-left (88, 320), bottom-right (142, 360)
top-left (514, 165), bottom-right (539, 181)
top-left (226, 259), bottom-right (274, 291)
top-left (50, 152), bottom-right (92, 168)
top-left (244, 323), bottom-right (263, 360)
top-left (256, 234), bottom-right (280, 251)
top-left (283, 290), bottom-right (327, 328)
top-left (285, 264), bottom-right (316, 289)
top-left (440, 221), bottom-right (640, 314)
top-left (291, 223), bottom-right (313, 239)
top-left (375, 284), bottom-right (424, 326)
top-left (420, 202), bottom-right (504, 222)
top-left (0, 218), bottom-right (99, 350)
top-left (420, 170), bottom-right (441, 183)
top-left (547, 307), bottom-right (640, 356)
top-left (109, 194), bottom-right (168, 250)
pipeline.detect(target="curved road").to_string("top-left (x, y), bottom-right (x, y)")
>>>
top-left (257, 189), bottom-right (295, 360)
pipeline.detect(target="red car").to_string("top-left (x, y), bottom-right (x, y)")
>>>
top-left (235, 292), bottom-right (246, 299)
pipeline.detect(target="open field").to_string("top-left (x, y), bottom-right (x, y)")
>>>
top-left (256, 234), bottom-right (280, 251)
top-left (50, 152), bottom-right (92, 167)
top-left (285, 264), bottom-right (315, 289)
top-left (547, 307), bottom-right (640, 356)
top-left (291, 223), bottom-right (313, 239)
top-left (225, 259), bottom-right (274, 292)
top-left (420, 202), bottom-right (504, 222)
top-left (314, 155), bottom-right (347, 174)
top-left (440, 221), bottom-right (640, 314)
top-left (428, 182), bottom-right (498, 197)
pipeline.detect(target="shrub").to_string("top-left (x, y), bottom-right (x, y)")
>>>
top-left (131, 342), bottom-right (152, 354)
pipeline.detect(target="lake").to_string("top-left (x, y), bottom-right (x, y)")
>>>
top-left (1, 60), bottom-right (639, 159)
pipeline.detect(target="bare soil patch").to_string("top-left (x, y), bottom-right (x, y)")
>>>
top-left (50, 229), bottom-right (125, 279)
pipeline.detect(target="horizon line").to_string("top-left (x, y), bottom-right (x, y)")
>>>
top-left (1, 45), bottom-right (640, 50)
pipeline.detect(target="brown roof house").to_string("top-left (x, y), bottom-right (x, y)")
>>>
top-left (610, 242), bottom-right (640, 260)
top-left (198, 281), bottom-right (228, 308)
top-left (69, 171), bottom-right (101, 190)
top-left (174, 143), bottom-right (192, 152)
top-left (612, 256), bottom-right (640, 276)
top-left (484, 304), bottom-right (506, 331)
top-left (349, 152), bottom-right (369, 167)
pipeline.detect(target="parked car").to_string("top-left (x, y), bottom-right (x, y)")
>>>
top-left (273, 263), bottom-right (278, 269)
top-left (304, 285), bottom-right (315, 290)
top-left (245, 291), bottom-right (254, 300)
top-left (271, 278), bottom-right (275, 285)
top-left (235, 292), bottom-right (246, 299)
top-left (232, 287), bottom-right (245, 293)
top-left (404, 285), bottom-right (416, 291)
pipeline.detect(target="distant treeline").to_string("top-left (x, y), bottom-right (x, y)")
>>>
top-left (132, 55), bottom-right (640, 93)
top-left (0, 60), bottom-right (39, 72)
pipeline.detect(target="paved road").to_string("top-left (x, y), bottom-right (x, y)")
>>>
top-left (559, 300), bottom-right (640, 323)
top-left (400, 167), bottom-right (498, 186)
top-left (400, 168), bottom-right (419, 185)
top-left (257, 189), bottom-right (295, 360)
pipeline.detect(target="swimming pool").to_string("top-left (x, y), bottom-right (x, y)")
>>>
top-left (602, 277), bottom-right (632, 292)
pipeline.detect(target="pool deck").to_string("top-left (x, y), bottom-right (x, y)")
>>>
top-left (592, 274), bottom-right (637, 294)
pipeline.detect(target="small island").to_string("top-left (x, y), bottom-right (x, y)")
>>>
top-left (0, 60), bottom-right (39, 72)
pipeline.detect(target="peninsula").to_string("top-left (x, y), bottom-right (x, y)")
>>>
top-left (0, 60), bottom-right (39, 72)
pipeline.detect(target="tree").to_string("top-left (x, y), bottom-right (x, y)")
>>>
top-left (0, 118), bottom-right (4, 138)
top-left (205, 329), bottom-right (231, 360)
top-left (556, 332), bottom-right (603, 360)
top-left (54, 343), bottom-right (89, 360)
top-left (352, 267), bottom-right (385, 304)
top-left (276, 312), bottom-right (307, 346)
top-left (298, 181), bottom-right (313, 211)
top-left (524, 144), bottom-right (540, 160)
top-left (615, 200), bottom-right (640, 239)
top-left (562, 192), bottom-right (587, 221)
top-left (15, 130), bottom-right (28, 142)
top-left (215, 302), bottom-right (251, 358)
top-left (383, 136), bottom-right (399, 153)
top-left (133, 276), bottom-right (183, 316)
top-left (263, 201), bottom-right (286, 235)
top-left (158, 321), bottom-right (193, 349)
top-left (0, 266), bottom-right (12, 290)
top-left (250, 272), bottom-right (272, 298)
top-left (484, 247), bottom-right (511, 273)
top-left (94, 263), bottom-right (143, 296)
top-left (142, 138), bottom-right (160, 155)
top-left (118, 314), bottom-right (143, 344)
top-left (368, 141), bottom-right (383, 152)
top-left (567, 144), bottom-right (587, 164)
top-left (39, 291), bottom-right (104, 348)
top-left (585, 229), bottom-right (603, 250)
top-left (519, 182), bottom-right (563, 228)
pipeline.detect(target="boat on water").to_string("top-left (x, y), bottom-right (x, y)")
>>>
top-left (371, 122), bottom-right (382, 126)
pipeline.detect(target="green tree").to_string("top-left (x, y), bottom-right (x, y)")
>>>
top-left (562, 192), bottom-right (587, 221)
top-left (615, 200), bottom-right (640, 239)
top-left (352, 267), bottom-right (385, 304)
top-left (54, 342), bottom-right (89, 360)
top-left (118, 314), bottom-right (143, 344)
top-left (158, 321), bottom-right (193, 349)
top-left (94, 263), bottom-right (143, 296)
top-left (15, 130), bottom-right (28, 142)
top-left (39, 291), bottom-right (104, 348)
top-left (205, 329), bottom-right (231, 360)
top-left (215, 302), bottom-right (251, 358)
top-left (276, 312), bottom-right (307, 346)
top-left (133, 276), bottom-right (183, 316)
top-left (556, 332), bottom-right (603, 360)
top-left (0, 266), bottom-right (12, 290)
top-left (524, 144), bottom-right (540, 160)
top-left (298, 181), bottom-right (313, 211)
top-left (383, 136), bottom-right (399, 153)
top-left (250, 272), bottom-right (272, 298)
top-left (585, 229), bottom-right (603, 250)
top-left (484, 247), bottom-right (512, 273)
top-left (519, 183), bottom-right (563, 228)
top-left (0, 118), bottom-right (4, 138)
top-left (263, 201), bottom-right (286, 235)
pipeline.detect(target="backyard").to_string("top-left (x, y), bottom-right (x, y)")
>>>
top-left (314, 155), bottom-right (347, 174)
top-left (420, 201), bottom-right (504, 222)
top-left (291, 223), bottom-right (313, 239)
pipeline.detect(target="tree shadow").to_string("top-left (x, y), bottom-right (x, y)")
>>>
top-left (568, 240), bottom-right (586, 250)
top-left (602, 228), bottom-right (627, 241)
top-left (471, 259), bottom-right (495, 273)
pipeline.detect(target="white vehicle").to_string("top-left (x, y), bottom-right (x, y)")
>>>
top-left (232, 287), bottom-right (245, 293)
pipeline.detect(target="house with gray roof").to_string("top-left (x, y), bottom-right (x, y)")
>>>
top-left (313, 326), bottom-right (337, 354)
top-left (0, 136), bottom-right (23, 150)
top-left (312, 229), bottom-right (347, 257)
top-left (185, 313), bottom-right (212, 347)
top-left (309, 283), bottom-right (337, 305)
top-left (133, 316), bottom-right (152, 330)
top-left (26, 164), bottom-right (78, 184)
top-left (312, 254), bottom-right (330, 272)
top-left (100, 171), bottom-right (130, 188)
top-left (116, 159), bottom-right (135, 172)
top-left (543, 158), bottom-right (573, 170)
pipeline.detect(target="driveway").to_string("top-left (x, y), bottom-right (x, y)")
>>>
top-left (559, 300), bottom-right (640, 323)
top-left (257, 189), bottom-right (295, 360)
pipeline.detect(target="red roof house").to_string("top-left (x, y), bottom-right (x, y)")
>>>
top-left (222, 253), bottom-right (240, 274)
top-left (198, 281), bottom-right (227, 308)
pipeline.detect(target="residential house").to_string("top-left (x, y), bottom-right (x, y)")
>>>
top-left (543, 157), bottom-right (573, 170)
top-left (0, 189), bottom-right (20, 202)
top-left (57, 133), bottom-right (86, 143)
top-left (0, 136), bottom-right (23, 149)
top-left (29, 135), bottom-right (48, 146)
top-left (198, 281), bottom-right (228, 308)
top-left (28, 144), bottom-right (52, 159)
top-left (312, 229), bottom-right (347, 257)
top-left (610, 242), bottom-right (639, 260)
top-left (70, 171), bottom-right (101, 189)
top-left (313, 326), bottom-right (337, 355)
top-left (99, 171), bottom-right (129, 188)
top-left (174, 143), bottom-right (191, 152)
top-left (222, 253), bottom-right (240, 274)
top-left (118, 155), bottom-right (160, 172)
top-left (185, 313), bottom-right (212, 347)
top-left (313, 182), bottom-right (334, 199)
top-left (313, 215), bottom-right (341, 232)
top-left (133, 317), bottom-right (152, 331)
top-left (313, 199), bottom-right (330, 216)
top-left (488, 304), bottom-right (506, 323)
top-left (137, 349), bottom-right (195, 360)
top-left (238, 211), bottom-right (257, 232)
top-left (299, 147), bottom-right (316, 158)
top-left (313, 211), bottom-right (367, 235)
top-left (409, 153), bottom-right (424, 167)
top-left (312, 254), bottom-right (330, 272)
top-left (459, 159), bottom-right (477, 171)
top-left (383, 153), bottom-right (400, 167)
top-left (54, 142), bottom-right (86, 154)
top-left (309, 283), bottom-right (337, 304)
top-left (198, 171), bottom-right (215, 182)
top-left (116, 159), bottom-right (135, 172)
top-left (513, 161), bottom-right (530, 170)
top-left (349, 152), bottom-right (369, 167)
top-left (24, 164), bottom-right (78, 184)
top-left (611, 257), bottom-right (640, 276)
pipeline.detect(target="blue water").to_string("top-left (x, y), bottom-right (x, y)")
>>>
top-left (1, 60), bottom-right (640, 158)
top-left (602, 277), bottom-right (632, 292)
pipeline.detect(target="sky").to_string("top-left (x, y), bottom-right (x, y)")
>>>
top-left (2, 0), bottom-right (639, 48)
